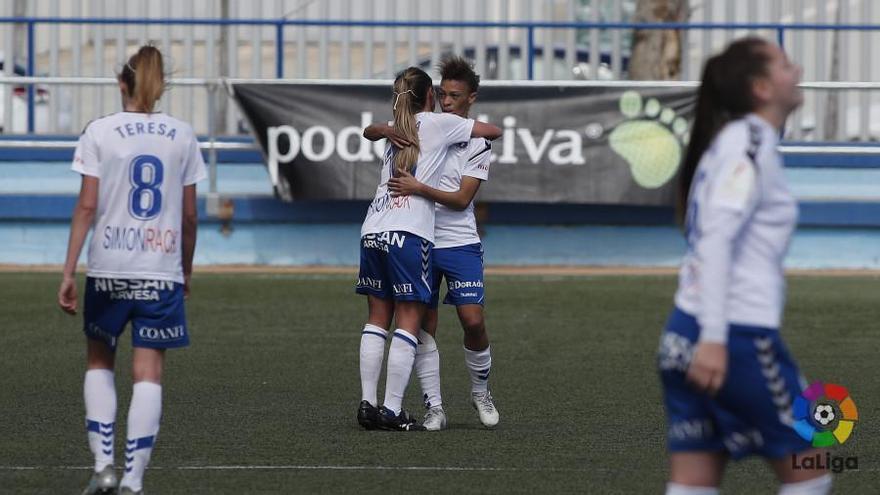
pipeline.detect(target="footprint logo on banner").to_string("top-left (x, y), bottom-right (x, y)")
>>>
top-left (609, 90), bottom-right (689, 189)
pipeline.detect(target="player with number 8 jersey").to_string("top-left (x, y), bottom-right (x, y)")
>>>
top-left (74, 113), bottom-right (204, 281)
top-left (58, 45), bottom-right (206, 495)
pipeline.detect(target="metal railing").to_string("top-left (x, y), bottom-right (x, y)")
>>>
top-left (2, 17), bottom-right (880, 138)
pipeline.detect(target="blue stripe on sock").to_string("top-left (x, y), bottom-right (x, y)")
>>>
top-left (125, 436), bottom-right (154, 453)
top-left (393, 331), bottom-right (418, 349)
top-left (361, 330), bottom-right (387, 340)
top-left (87, 420), bottom-right (114, 436)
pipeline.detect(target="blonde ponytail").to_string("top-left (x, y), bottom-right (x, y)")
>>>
top-left (391, 68), bottom-right (433, 174)
top-left (120, 45), bottom-right (166, 113)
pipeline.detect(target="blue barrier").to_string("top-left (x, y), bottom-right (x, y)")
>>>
top-left (0, 135), bottom-right (262, 163)
top-left (4, 221), bottom-right (879, 268)
top-left (1, 136), bottom-right (877, 227)
top-left (2, 194), bottom-right (877, 228)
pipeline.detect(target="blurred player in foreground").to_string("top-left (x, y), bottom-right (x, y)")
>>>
top-left (658, 37), bottom-right (831, 495)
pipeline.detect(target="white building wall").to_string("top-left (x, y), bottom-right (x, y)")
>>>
top-left (1, 0), bottom-right (875, 138)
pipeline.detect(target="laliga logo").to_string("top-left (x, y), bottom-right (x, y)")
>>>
top-left (266, 112), bottom-right (595, 188)
top-left (793, 381), bottom-right (859, 447)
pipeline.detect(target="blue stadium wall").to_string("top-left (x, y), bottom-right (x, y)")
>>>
top-left (2, 137), bottom-right (879, 268)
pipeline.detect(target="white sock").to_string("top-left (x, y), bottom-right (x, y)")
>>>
top-left (84, 369), bottom-right (116, 472)
top-left (359, 324), bottom-right (388, 406)
top-left (778, 474), bottom-right (832, 495)
top-left (464, 346), bottom-right (492, 393)
top-left (382, 329), bottom-right (418, 414)
top-left (665, 483), bottom-right (719, 495)
top-left (120, 381), bottom-right (162, 492)
top-left (414, 329), bottom-right (442, 409)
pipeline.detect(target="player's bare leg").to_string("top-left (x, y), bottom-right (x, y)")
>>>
top-left (666, 452), bottom-right (727, 494)
top-left (770, 449), bottom-right (832, 494)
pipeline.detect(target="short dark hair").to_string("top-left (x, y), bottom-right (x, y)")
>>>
top-left (438, 55), bottom-right (480, 93)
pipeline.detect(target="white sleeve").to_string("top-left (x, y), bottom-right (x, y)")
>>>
top-left (462, 139), bottom-right (491, 181)
top-left (71, 124), bottom-right (101, 177)
top-left (695, 155), bottom-right (759, 344)
top-left (182, 132), bottom-right (208, 186)
top-left (434, 113), bottom-right (475, 146)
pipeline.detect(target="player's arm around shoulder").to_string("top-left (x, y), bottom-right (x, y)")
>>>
top-left (433, 112), bottom-right (501, 142)
top-left (362, 122), bottom-right (411, 149)
top-left (470, 120), bottom-right (501, 141)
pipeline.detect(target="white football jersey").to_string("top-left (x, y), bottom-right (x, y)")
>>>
top-left (361, 112), bottom-right (474, 243)
top-left (434, 137), bottom-right (491, 249)
top-left (674, 114), bottom-right (798, 343)
top-left (72, 112), bottom-right (207, 283)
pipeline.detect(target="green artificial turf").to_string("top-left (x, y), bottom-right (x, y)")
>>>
top-left (0, 273), bottom-right (876, 494)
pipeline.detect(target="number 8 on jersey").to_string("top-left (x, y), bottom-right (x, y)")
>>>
top-left (129, 154), bottom-right (164, 220)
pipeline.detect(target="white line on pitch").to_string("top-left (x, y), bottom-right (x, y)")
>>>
top-left (5, 465), bottom-right (875, 474)
top-left (0, 465), bottom-right (584, 473)
top-left (180, 465), bottom-right (531, 472)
